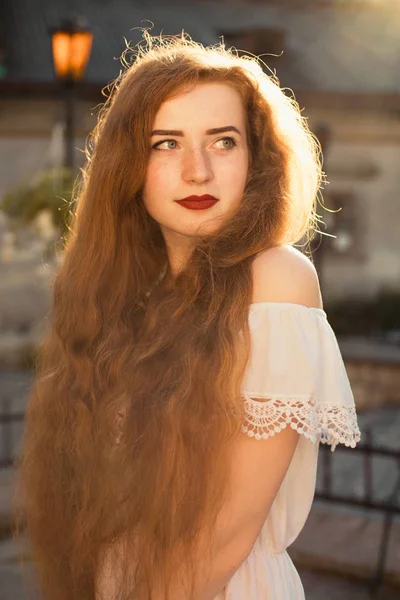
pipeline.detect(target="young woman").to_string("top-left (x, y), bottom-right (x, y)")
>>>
top-left (15, 32), bottom-right (361, 600)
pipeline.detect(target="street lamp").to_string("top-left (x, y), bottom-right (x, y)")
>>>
top-left (51, 18), bottom-right (93, 170)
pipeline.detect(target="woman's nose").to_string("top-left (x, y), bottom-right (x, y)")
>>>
top-left (182, 149), bottom-right (213, 184)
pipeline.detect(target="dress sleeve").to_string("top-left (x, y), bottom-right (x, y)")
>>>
top-left (242, 302), bottom-right (361, 452)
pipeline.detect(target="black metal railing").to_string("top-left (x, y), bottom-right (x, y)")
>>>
top-left (315, 431), bottom-right (400, 598)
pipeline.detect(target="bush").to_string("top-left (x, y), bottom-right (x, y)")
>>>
top-left (17, 341), bottom-right (38, 371)
top-left (0, 167), bottom-right (77, 238)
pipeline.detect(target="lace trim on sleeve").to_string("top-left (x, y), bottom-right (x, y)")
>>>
top-left (241, 393), bottom-right (361, 452)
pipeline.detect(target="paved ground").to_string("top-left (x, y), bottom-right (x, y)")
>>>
top-left (300, 569), bottom-right (399, 600)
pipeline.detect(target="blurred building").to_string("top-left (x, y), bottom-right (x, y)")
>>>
top-left (0, 0), bottom-right (399, 300)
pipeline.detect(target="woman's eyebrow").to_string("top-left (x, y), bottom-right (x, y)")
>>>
top-left (150, 126), bottom-right (241, 137)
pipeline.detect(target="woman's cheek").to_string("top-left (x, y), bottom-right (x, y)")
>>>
top-left (221, 158), bottom-right (248, 187)
top-left (145, 162), bottom-right (167, 192)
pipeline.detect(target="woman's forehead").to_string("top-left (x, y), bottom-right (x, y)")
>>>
top-left (153, 82), bottom-right (246, 126)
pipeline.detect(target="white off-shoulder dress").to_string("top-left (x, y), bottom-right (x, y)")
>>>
top-left (213, 301), bottom-right (361, 600)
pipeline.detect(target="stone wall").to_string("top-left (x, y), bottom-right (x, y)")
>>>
top-left (308, 108), bottom-right (400, 300)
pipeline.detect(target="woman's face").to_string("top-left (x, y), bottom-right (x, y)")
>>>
top-left (142, 81), bottom-right (249, 262)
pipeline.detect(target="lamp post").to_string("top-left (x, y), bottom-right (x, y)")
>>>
top-left (51, 18), bottom-right (93, 170)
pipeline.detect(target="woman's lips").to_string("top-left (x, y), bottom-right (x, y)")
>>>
top-left (175, 195), bottom-right (219, 210)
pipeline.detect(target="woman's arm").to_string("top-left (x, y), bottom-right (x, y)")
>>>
top-left (158, 424), bottom-right (301, 600)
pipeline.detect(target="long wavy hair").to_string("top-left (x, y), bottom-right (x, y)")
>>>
top-left (14, 31), bottom-right (324, 600)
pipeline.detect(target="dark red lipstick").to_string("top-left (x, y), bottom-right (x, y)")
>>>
top-left (175, 195), bottom-right (219, 210)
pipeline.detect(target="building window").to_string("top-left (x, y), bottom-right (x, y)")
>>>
top-left (219, 28), bottom-right (285, 73)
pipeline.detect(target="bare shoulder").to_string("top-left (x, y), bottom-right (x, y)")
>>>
top-left (251, 245), bottom-right (323, 309)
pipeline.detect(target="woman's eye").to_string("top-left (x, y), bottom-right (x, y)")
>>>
top-left (152, 137), bottom-right (237, 151)
top-left (215, 137), bottom-right (237, 150)
top-left (152, 139), bottom-right (178, 150)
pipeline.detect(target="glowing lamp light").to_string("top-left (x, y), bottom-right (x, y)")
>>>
top-left (51, 20), bottom-right (93, 81)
